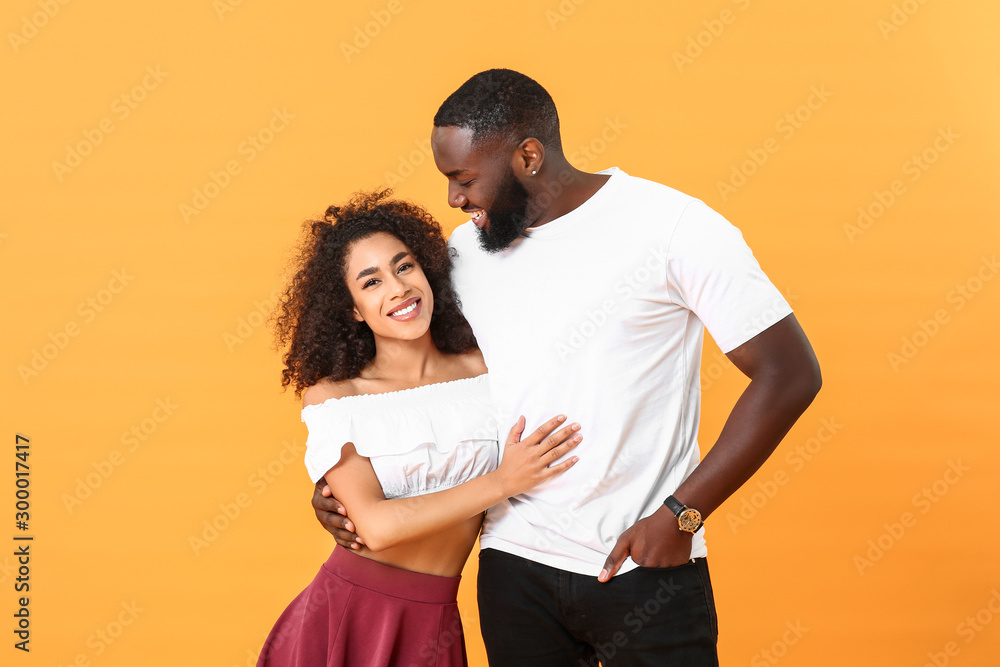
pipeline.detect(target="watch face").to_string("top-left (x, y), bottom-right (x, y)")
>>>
top-left (678, 508), bottom-right (702, 533)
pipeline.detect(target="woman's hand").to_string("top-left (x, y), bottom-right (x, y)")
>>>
top-left (496, 415), bottom-right (582, 497)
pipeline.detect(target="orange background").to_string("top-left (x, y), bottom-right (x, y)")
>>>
top-left (3, 1), bottom-right (999, 665)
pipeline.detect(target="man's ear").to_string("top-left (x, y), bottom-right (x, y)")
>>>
top-left (515, 138), bottom-right (545, 177)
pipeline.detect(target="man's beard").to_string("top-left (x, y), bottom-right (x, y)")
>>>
top-left (476, 167), bottom-right (532, 254)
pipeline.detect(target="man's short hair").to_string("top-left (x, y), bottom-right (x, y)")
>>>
top-left (433, 69), bottom-right (562, 151)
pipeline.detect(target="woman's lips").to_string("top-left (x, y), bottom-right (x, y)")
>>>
top-left (387, 297), bottom-right (421, 321)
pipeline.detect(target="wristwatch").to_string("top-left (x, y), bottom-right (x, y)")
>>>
top-left (663, 495), bottom-right (703, 534)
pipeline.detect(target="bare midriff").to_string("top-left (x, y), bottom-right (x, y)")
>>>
top-left (348, 513), bottom-right (485, 578)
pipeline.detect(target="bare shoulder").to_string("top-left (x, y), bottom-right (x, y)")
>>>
top-left (458, 347), bottom-right (488, 377)
top-left (302, 377), bottom-right (360, 408)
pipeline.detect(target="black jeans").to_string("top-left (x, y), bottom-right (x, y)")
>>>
top-left (477, 548), bottom-right (719, 666)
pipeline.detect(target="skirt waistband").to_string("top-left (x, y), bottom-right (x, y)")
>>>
top-left (323, 547), bottom-right (461, 604)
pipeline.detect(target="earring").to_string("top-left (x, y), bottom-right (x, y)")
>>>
top-left (531, 170), bottom-right (537, 175)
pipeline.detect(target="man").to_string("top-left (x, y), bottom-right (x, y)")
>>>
top-left (314, 69), bottom-right (821, 665)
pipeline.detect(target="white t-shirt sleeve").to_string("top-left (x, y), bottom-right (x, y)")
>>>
top-left (665, 200), bottom-right (792, 353)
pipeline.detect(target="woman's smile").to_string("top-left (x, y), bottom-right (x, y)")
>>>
top-left (387, 297), bottom-right (422, 321)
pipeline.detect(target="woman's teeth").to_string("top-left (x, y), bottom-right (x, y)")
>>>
top-left (390, 301), bottom-right (418, 317)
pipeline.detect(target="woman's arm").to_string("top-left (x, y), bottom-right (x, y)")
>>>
top-left (326, 415), bottom-right (581, 552)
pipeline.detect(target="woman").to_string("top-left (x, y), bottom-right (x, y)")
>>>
top-left (259, 190), bottom-right (582, 666)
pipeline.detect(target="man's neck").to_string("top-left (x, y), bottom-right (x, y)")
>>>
top-left (528, 159), bottom-right (611, 228)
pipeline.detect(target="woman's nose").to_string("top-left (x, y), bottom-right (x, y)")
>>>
top-left (386, 273), bottom-right (408, 296)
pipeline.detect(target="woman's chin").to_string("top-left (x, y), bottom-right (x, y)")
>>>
top-left (372, 321), bottom-right (433, 343)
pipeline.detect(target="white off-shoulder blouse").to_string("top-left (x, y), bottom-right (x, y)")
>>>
top-left (301, 373), bottom-right (501, 500)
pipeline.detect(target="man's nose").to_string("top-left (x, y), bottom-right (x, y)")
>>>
top-left (448, 182), bottom-right (467, 208)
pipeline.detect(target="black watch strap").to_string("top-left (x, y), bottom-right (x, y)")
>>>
top-left (663, 495), bottom-right (685, 517)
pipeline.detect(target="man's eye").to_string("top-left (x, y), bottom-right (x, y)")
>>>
top-left (459, 180), bottom-right (473, 187)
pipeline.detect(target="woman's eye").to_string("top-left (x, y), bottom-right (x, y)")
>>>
top-left (363, 278), bottom-right (378, 288)
top-left (398, 262), bottom-right (413, 273)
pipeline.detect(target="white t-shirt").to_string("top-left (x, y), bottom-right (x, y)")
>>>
top-left (448, 167), bottom-right (792, 576)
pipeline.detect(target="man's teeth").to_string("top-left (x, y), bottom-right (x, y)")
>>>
top-left (391, 301), bottom-right (418, 317)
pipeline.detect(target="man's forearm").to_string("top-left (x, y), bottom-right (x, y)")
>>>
top-left (674, 314), bottom-right (821, 519)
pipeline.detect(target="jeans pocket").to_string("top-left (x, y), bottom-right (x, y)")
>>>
top-left (691, 558), bottom-right (719, 641)
top-left (632, 558), bottom-right (697, 572)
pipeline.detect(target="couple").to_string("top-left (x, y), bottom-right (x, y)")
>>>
top-left (258, 69), bottom-right (822, 666)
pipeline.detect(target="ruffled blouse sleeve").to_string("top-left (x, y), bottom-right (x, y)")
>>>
top-left (301, 398), bottom-right (357, 483)
top-left (300, 374), bottom-right (499, 485)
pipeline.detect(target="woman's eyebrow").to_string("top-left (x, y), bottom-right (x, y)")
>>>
top-left (355, 252), bottom-right (410, 281)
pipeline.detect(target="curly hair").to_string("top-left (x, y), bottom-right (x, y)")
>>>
top-left (273, 189), bottom-right (477, 396)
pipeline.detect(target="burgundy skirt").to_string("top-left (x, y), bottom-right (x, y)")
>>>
top-left (257, 547), bottom-right (468, 667)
